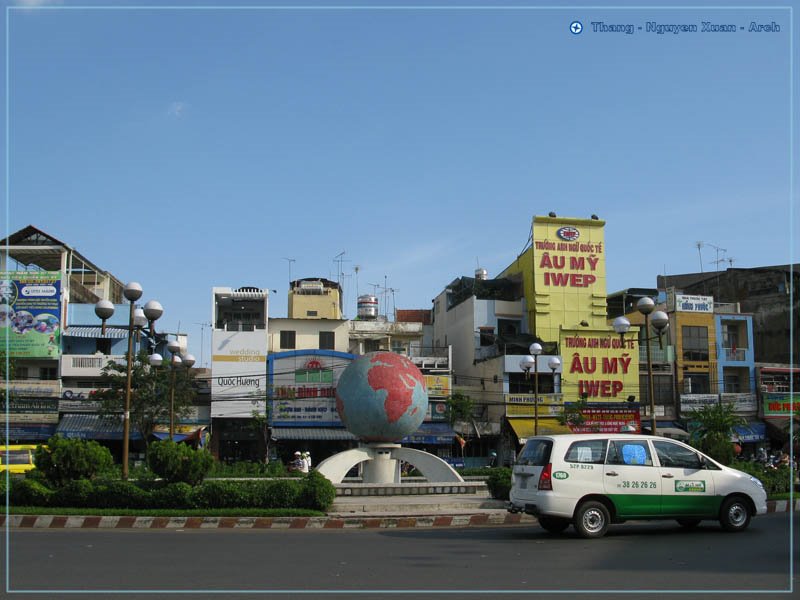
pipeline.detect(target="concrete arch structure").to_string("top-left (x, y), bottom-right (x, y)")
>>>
top-left (316, 443), bottom-right (464, 484)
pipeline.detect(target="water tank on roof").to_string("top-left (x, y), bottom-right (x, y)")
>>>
top-left (357, 295), bottom-right (379, 319)
top-left (475, 268), bottom-right (488, 280)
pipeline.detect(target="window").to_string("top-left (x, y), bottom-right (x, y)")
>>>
top-left (307, 310), bottom-right (318, 317)
top-left (96, 338), bottom-right (111, 355)
top-left (497, 319), bottom-right (520, 336)
top-left (652, 440), bottom-right (701, 469)
top-left (391, 340), bottom-right (407, 354)
top-left (319, 331), bottom-right (335, 350)
top-left (684, 373), bottom-right (710, 394)
top-left (682, 326), bottom-right (709, 361)
top-left (606, 440), bottom-right (653, 466)
top-left (295, 368), bottom-right (333, 384)
top-left (479, 327), bottom-right (494, 347)
top-left (39, 367), bottom-right (58, 381)
top-left (279, 330), bottom-right (296, 350)
top-left (565, 439), bottom-right (607, 464)
top-left (365, 339), bottom-right (381, 353)
top-left (517, 439), bottom-right (552, 466)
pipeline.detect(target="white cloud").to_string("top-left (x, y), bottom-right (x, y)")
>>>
top-left (167, 101), bottom-right (189, 118)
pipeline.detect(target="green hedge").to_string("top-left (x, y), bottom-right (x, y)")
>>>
top-left (486, 468), bottom-right (512, 500)
top-left (8, 472), bottom-right (336, 512)
top-left (147, 441), bottom-right (214, 486)
top-left (730, 461), bottom-right (793, 496)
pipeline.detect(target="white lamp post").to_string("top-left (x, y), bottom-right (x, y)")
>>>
top-left (613, 298), bottom-right (669, 436)
top-left (94, 282), bottom-right (162, 480)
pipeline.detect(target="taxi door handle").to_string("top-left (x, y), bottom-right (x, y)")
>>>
top-left (661, 473), bottom-right (674, 479)
top-left (606, 471), bottom-right (619, 477)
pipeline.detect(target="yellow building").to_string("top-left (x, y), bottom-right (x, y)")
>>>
top-left (500, 215), bottom-right (640, 404)
top-left (287, 278), bottom-right (343, 320)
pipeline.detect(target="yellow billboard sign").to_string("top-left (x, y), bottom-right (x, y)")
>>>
top-left (561, 329), bottom-right (639, 401)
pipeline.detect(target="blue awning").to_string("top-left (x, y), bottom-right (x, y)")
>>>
top-left (733, 421), bottom-right (766, 443)
top-left (56, 413), bottom-right (143, 440)
top-left (271, 427), bottom-right (357, 441)
top-left (402, 422), bottom-right (457, 445)
top-left (63, 326), bottom-right (129, 339)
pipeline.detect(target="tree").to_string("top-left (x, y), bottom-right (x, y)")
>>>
top-left (251, 404), bottom-right (271, 463)
top-left (445, 393), bottom-right (473, 426)
top-left (94, 349), bottom-right (195, 451)
top-left (688, 401), bottom-right (745, 464)
top-left (558, 398), bottom-right (589, 430)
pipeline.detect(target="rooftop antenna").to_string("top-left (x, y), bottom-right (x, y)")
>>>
top-left (333, 251), bottom-right (349, 285)
top-left (354, 265), bottom-right (361, 297)
top-left (695, 242), bottom-right (704, 273)
top-left (282, 257), bottom-right (295, 285)
top-left (193, 321), bottom-right (211, 367)
top-left (388, 287), bottom-right (400, 321)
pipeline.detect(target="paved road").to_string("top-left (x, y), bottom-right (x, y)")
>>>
top-left (1, 513), bottom-right (797, 599)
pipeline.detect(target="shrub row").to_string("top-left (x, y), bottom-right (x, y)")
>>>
top-left (730, 461), bottom-right (793, 496)
top-left (9, 471), bottom-right (336, 512)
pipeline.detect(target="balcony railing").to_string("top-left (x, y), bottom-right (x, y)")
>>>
top-left (638, 345), bottom-right (672, 364)
top-left (60, 354), bottom-right (125, 377)
top-left (722, 347), bottom-right (746, 361)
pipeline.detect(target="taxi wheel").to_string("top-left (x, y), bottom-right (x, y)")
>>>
top-left (573, 501), bottom-right (610, 538)
top-left (538, 516), bottom-right (570, 534)
top-left (676, 518), bottom-right (701, 529)
top-left (720, 497), bottom-right (752, 532)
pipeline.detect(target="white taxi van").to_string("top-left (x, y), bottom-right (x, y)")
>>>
top-left (508, 434), bottom-right (767, 538)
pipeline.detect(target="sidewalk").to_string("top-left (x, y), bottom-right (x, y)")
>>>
top-left (1, 498), bottom-right (796, 530)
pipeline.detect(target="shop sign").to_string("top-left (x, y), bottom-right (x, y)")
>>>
top-left (562, 332), bottom-right (638, 399)
top-left (0, 397), bottom-right (59, 423)
top-left (506, 393), bottom-right (565, 417)
top-left (271, 398), bottom-right (342, 427)
top-left (427, 401), bottom-right (448, 421)
top-left (720, 393), bottom-right (757, 413)
top-left (0, 380), bottom-right (61, 397)
top-left (424, 375), bottom-right (451, 397)
top-left (674, 294), bottom-right (714, 313)
top-left (565, 404), bottom-right (641, 434)
top-left (763, 392), bottom-right (800, 417)
top-left (680, 394), bottom-right (718, 412)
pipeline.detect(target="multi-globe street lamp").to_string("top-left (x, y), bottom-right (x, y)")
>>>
top-left (95, 282), bottom-right (163, 480)
top-left (150, 340), bottom-right (195, 441)
top-left (520, 342), bottom-right (544, 436)
top-left (612, 297), bottom-right (669, 436)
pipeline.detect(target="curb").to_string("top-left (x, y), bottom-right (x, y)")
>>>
top-left (2, 500), bottom-right (795, 530)
top-left (0, 512), bottom-right (531, 530)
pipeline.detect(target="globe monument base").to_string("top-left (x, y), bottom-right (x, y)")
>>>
top-left (316, 443), bottom-right (464, 485)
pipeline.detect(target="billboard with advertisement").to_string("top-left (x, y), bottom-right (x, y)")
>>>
top-left (565, 403), bottom-right (641, 434)
top-left (762, 392), bottom-right (800, 417)
top-left (560, 329), bottom-right (640, 401)
top-left (268, 351), bottom-right (353, 426)
top-left (0, 271), bottom-right (62, 358)
top-left (211, 330), bottom-right (267, 401)
top-left (424, 375), bottom-right (451, 398)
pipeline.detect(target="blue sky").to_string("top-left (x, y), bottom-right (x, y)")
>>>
top-left (3, 0), bottom-right (796, 366)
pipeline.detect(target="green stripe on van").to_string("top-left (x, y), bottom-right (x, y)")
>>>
top-left (609, 494), bottom-right (723, 518)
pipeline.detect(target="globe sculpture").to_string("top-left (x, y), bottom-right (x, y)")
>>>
top-left (335, 351), bottom-right (427, 442)
top-left (316, 351), bottom-right (464, 485)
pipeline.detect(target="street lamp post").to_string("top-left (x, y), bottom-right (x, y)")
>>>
top-left (613, 298), bottom-right (669, 436)
top-left (152, 341), bottom-right (196, 441)
top-left (95, 282), bottom-right (163, 480)
top-left (519, 342), bottom-right (544, 436)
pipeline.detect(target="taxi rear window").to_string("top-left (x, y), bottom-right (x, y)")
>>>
top-left (517, 439), bottom-right (552, 466)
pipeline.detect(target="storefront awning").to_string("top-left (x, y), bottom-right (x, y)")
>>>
top-left (56, 413), bottom-right (143, 440)
top-left (402, 422), bottom-right (457, 445)
top-left (507, 418), bottom-right (571, 443)
top-left (63, 326), bottom-right (129, 339)
top-left (733, 421), bottom-right (767, 443)
top-left (271, 427), bottom-right (357, 441)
